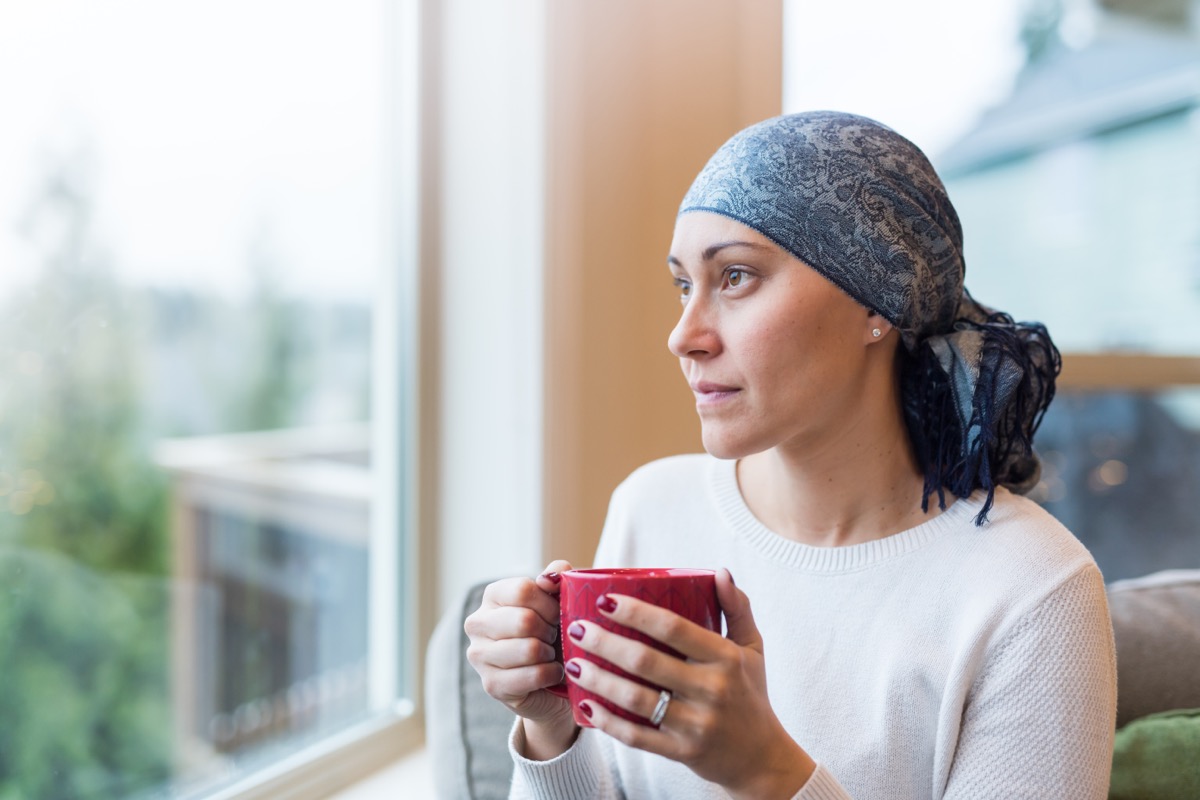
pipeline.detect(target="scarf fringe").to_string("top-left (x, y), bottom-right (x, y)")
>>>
top-left (902, 306), bottom-right (1062, 526)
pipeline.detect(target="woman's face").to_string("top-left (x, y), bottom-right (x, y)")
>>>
top-left (667, 212), bottom-right (885, 460)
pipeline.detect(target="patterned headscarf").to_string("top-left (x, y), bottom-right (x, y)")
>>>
top-left (679, 111), bottom-right (1061, 523)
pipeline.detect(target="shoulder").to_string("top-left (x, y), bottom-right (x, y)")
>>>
top-left (948, 487), bottom-right (1102, 611)
top-left (932, 491), bottom-right (1114, 705)
top-left (609, 452), bottom-right (716, 504)
top-left (967, 496), bottom-right (1116, 708)
top-left (978, 488), bottom-right (1093, 569)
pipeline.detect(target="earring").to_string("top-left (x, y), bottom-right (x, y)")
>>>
top-left (872, 328), bottom-right (882, 338)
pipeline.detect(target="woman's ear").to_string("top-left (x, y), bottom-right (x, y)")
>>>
top-left (865, 309), bottom-right (892, 344)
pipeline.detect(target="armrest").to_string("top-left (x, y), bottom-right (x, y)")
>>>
top-left (425, 580), bottom-right (517, 800)
top-left (1107, 569), bottom-right (1200, 728)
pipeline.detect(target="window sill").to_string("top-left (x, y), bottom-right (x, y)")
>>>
top-left (330, 744), bottom-right (432, 799)
top-left (187, 714), bottom-right (422, 800)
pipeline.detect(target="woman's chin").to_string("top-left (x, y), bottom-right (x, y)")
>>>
top-left (700, 428), bottom-right (768, 461)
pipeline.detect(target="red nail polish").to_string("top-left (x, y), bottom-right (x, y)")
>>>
top-left (567, 622), bottom-right (585, 641)
top-left (578, 701), bottom-right (593, 719)
top-left (596, 594), bottom-right (617, 614)
top-left (543, 571), bottom-right (562, 584)
top-left (565, 660), bottom-right (581, 678)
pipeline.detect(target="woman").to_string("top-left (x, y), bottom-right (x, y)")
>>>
top-left (464, 111), bottom-right (1117, 799)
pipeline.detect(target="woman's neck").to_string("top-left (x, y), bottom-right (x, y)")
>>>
top-left (736, 395), bottom-right (941, 548)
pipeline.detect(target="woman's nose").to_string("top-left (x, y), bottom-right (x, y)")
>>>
top-left (667, 297), bottom-right (719, 359)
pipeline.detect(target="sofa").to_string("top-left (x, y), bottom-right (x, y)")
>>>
top-left (425, 569), bottom-right (1200, 799)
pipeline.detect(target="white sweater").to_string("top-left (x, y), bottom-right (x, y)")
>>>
top-left (509, 454), bottom-right (1117, 799)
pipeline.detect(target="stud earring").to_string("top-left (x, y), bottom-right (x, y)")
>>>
top-left (872, 328), bottom-right (882, 338)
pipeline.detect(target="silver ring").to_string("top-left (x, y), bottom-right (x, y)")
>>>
top-left (649, 689), bottom-right (672, 727)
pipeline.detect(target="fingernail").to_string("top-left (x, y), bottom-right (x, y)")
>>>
top-left (596, 594), bottom-right (617, 614)
top-left (567, 621), bottom-right (585, 642)
top-left (565, 660), bottom-right (581, 679)
top-left (578, 701), bottom-right (593, 719)
top-left (543, 572), bottom-right (562, 584)
top-left (726, 568), bottom-right (735, 586)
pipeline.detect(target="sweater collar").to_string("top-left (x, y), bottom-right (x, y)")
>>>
top-left (708, 456), bottom-right (989, 572)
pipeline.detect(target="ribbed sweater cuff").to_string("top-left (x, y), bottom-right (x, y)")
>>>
top-left (509, 719), bottom-right (604, 799)
top-left (795, 764), bottom-right (852, 800)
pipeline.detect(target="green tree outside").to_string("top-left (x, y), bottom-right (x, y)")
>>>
top-left (0, 163), bottom-right (171, 797)
top-left (0, 154), bottom-right (368, 797)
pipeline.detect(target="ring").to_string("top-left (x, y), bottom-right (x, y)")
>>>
top-left (649, 689), bottom-right (672, 727)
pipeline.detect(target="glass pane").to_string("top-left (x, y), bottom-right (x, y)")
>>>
top-left (1031, 389), bottom-right (1200, 582)
top-left (0, 2), bottom-right (388, 797)
top-left (942, 109), bottom-right (1200, 355)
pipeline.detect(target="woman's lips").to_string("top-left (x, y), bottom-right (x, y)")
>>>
top-left (690, 382), bottom-right (741, 405)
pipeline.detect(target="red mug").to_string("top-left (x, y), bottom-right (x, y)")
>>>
top-left (547, 568), bottom-right (720, 727)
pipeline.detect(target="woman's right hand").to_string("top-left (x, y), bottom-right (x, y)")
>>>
top-left (465, 560), bottom-right (578, 757)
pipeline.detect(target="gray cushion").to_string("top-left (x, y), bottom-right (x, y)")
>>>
top-left (426, 581), bottom-right (516, 800)
top-left (1107, 570), bottom-right (1200, 728)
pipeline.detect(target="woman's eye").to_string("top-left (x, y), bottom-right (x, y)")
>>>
top-left (727, 269), bottom-right (746, 288)
top-left (673, 278), bottom-right (692, 298)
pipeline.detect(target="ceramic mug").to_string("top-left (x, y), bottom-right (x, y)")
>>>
top-left (547, 568), bottom-right (719, 727)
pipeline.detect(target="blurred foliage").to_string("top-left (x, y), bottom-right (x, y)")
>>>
top-left (0, 161), bottom-right (171, 797)
top-left (0, 152), bottom-right (369, 795)
top-left (0, 548), bottom-right (170, 799)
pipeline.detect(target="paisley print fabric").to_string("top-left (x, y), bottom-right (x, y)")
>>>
top-left (681, 110), bottom-right (960, 345)
top-left (679, 111), bottom-right (1061, 522)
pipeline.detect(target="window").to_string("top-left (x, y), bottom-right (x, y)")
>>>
top-left (943, 109), bottom-right (1200, 580)
top-left (0, 1), bottom-right (420, 797)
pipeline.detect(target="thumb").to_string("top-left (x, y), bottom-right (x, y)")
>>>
top-left (535, 559), bottom-right (573, 594)
top-left (716, 567), bottom-right (763, 651)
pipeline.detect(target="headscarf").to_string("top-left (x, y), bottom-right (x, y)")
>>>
top-left (679, 111), bottom-right (1061, 524)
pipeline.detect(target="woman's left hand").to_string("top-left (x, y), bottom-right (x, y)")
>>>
top-left (564, 568), bottom-right (816, 799)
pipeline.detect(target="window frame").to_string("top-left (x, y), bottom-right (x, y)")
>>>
top-left (1059, 353), bottom-right (1200, 391)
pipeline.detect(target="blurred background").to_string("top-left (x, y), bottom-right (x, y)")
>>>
top-left (0, 0), bottom-right (1196, 797)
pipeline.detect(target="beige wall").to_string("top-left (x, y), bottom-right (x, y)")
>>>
top-left (542, 1), bottom-right (783, 567)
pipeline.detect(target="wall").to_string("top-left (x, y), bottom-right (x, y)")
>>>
top-left (542, 0), bottom-right (783, 569)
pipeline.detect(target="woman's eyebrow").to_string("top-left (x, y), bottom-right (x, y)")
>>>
top-left (667, 240), bottom-right (772, 268)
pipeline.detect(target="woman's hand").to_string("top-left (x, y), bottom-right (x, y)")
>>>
top-left (464, 560), bottom-right (579, 760)
top-left (563, 568), bottom-right (816, 799)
